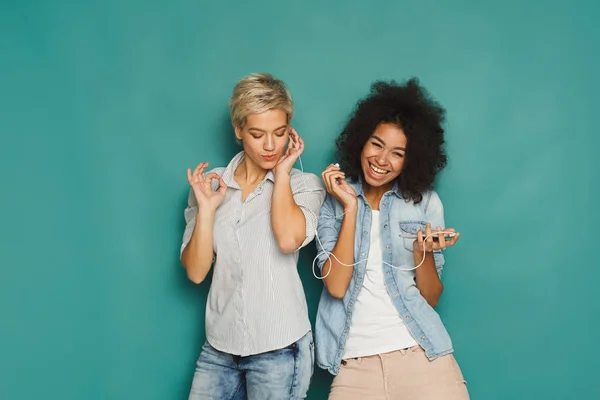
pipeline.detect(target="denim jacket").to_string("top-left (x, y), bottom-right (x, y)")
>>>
top-left (314, 179), bottom-right (454, 375)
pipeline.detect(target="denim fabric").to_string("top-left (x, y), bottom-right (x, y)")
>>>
top-left (188, 331), bottom-right (314, 400)
top-left (315, 179), bottom-right (454, 375)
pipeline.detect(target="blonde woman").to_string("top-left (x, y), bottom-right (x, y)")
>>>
top-left (180, 73), bottom-right (325, 399)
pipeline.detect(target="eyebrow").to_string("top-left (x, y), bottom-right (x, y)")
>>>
top-left (248, 125), bottom-right (288, 133)
top-left (372, 135), bottom-right (406, 151)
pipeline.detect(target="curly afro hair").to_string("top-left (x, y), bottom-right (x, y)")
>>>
top-left (336, 78), bottom-right (448, 203)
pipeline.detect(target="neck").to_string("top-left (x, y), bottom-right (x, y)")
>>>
top-left (363, 181), bottom-right (393, 209)
top-left (235, 154), bottom-right (268, 184)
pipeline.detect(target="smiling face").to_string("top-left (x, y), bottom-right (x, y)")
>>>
top-left (234, 108), bottom-right (289, 170)
top-left (360, 122), bottom-right (407, 189)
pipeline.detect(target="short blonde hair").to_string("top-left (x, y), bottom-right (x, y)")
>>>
top-left (229, 73), bottom-right (294, 129)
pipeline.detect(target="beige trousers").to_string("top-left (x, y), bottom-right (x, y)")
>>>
top-left (329, 346), bottom-right (470, 400)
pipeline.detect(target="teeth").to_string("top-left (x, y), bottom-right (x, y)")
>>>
top-left (370, 163), bottom-right (388, 174)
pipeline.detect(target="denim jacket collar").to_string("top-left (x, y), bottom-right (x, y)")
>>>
top-left (351, 176), bottom-right (404, 202)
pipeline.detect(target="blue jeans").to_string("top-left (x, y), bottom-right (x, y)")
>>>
top-left (188, 331), bottom-right (314, 400)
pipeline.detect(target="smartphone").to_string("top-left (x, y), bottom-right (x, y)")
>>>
top-left (399, 232), bottom-right (457, 241)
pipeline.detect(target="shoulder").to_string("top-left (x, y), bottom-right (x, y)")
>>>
top-left (348, 179), bottom-right (362, 192)
top-left (420, 190), bottom-right (443, 213)
top-left (208, 167), bottom-right (226, 176)
top-left (289, 169), bottom-right (324, 191)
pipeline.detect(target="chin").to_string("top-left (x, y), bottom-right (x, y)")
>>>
top-left (261, 159), bottom-right (280, 170)
top-left (246, 153), bottom-right (277, 170)
top-left (363, 175), bottom-right (388, 188)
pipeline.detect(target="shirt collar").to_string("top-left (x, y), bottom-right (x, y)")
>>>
top-left (221, 151), bottom-right (275, 189)
top-left (353, 175), bottom-right (403, 199)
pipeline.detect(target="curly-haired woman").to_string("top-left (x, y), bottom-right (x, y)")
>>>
top-left (314, 78), bottom-right (469, 399)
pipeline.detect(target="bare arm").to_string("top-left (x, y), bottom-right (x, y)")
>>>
top-left (413, 240), bottom-right (444, 307)
top-left (271, 172), bottom-right (307, 253)
top-left (181, 210), bottom-right (216, 284)
top-left (413, 217), bottom-right (460, 307)
top-left (271, 128), bottom-right (312, 253)
top-left (322, 206), bottom-right (357, 298)
top-left (180, 162), bottom-right (226, 284)
top-left (319, 164), bottom-right (359, 298)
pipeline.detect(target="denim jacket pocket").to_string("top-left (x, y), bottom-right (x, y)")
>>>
top-left (398, 220), bottom-right (427, 251)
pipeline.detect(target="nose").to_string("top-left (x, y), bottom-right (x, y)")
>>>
top-left (264, 134), bottom-right (275, 151)
top-left (375, 150), bottom-right (388, 166)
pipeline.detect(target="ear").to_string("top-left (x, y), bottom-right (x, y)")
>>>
top-left (234, 125), bottom-right (242, 141)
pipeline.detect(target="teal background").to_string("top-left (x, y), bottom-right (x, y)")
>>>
top-left (1, 0), bottom-right (598, 399)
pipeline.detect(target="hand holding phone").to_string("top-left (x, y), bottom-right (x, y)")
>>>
top-left (413, 223), bottom-right (460, 252)
top-left (400, 232), bottom-right (457, 241)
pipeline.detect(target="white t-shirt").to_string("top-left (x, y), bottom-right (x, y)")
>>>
top-left (343, 211), bottom-right (418, 359)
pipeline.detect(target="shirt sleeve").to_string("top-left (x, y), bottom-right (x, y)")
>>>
top-left (180, 188), bottom-right (198, 259)
top-left (291, 172), bottom-right (327, 249)
top-left (315, 194), bottom-right (341, 273)
top-left (423, 191), bottom-right (446, 278)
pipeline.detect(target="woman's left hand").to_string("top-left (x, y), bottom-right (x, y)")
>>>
top-left (274, 127), bottom-right (304, 176)
top-left (414, 223), bottom-right (460, 253)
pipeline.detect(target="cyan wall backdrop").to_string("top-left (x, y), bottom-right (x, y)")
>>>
top-left (1, 0), bottom-right (598, 399)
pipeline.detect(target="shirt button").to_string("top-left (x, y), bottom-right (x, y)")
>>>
top-left (421, 336), bottom-right (426, 342)
top-left (386, 245), bottom-right (390, 250)
top-left (382, 203), bottom-right (387, 207)
top-left (405, 314), bottom-right (410, 319)
top-left (394, 292), bottom-right (399, 296)
top-left (361, 252), bottom-right (366, 256)
top-left (386, 271), bottom-right (391, 275)
top-left (383, 224), bottom-right (388, 228)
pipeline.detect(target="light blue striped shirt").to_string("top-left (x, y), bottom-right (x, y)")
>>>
top-left (181, 151), bottom-right (326, 356)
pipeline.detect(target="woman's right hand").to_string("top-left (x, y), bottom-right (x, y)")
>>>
top-left (186, 162), bottom-right (227, 212)
top-left (321, 164), bottom-right (357, 212)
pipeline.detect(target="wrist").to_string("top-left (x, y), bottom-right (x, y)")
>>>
top-left (274, 169), bottom-right (291, 182)
top-left (342, 206), bottom-right (358, 221)
top-left (197, 209), bottom-right (215, 222)
top-left (343, 199), bottom-right (358, 214)
top-left (413, 242), bottom-right (432, 254)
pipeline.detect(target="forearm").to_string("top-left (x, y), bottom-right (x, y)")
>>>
top-left (271, 173), bottom-right (306, 253)
top-left (322, 209), bottom-right (357, 298)
top-left (414, 250), bottom-right (444, 307)
top-left (181, 211), bottom-right (215, 284)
